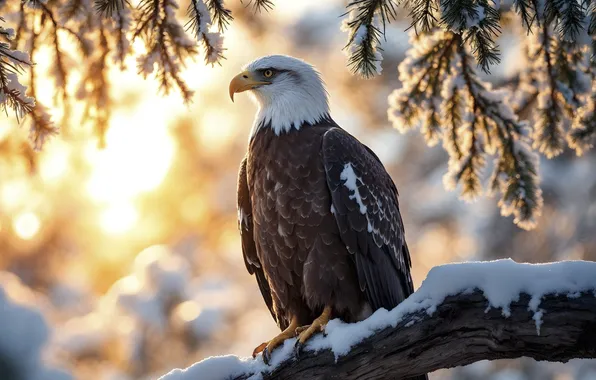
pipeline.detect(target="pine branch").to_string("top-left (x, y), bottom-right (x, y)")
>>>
top-left (95, 0), bottom-right (130, 17)
top-left (243, 0), bottom-right (274, 12)
top-left (569, 84), bottom-right (596, 155)
top-left (546, 0), bottom-right (586, 41)
top-left (61, 0), bottom-right (89, 22)
top-left (531, 26), bottom-right (566, 158)
top-left (0, 22), bottom-right (34, 121)
top-left (186, 0), bottom-right (225, 64)
top-left (13, 3), bottom-right (27, 51)
top-left (79, 24), bottom-right (111, 146)
top-left (389, 30), bottom-right (458, 133)
top-left (38, 3), bottom-right (70, 109)
top-left (28, 104), bottom-right (58, 151)
top-left (588, 0), bottom-right (596, 61)
top-left (442, 84), bottom-right (465, 159)
top-left (407, 0), bottom-right (439, 33)
top-left (342, 0), bottom-right (400, 78)
top-left (457, 41), bottom-right (541, 229)
top-left (205, 0), bottom-right (232, 32)
top-left (110, 4), bottom-right (132, 67)
top-left (589, 0), bottom-right (596, 35)
top-left (135, 0), bottom-right (208, 102)
top-left (96, 0), bottom-right (133, 68)
top-left (441, 0), bottom-right (501, 73)
top-left (390, 30), bottom-right (542, 229)
top-left (513, 0), bottom-right (537, 32)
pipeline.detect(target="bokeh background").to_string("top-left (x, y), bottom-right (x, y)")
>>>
top-left (1, 1), bottom-right (596, 379)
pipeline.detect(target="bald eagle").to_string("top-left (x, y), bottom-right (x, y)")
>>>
top-left (230, 55), bottom-right (426, 379)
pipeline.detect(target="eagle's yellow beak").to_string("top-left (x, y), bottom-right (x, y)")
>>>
top-left (229, 71), bottom-right (269, 102)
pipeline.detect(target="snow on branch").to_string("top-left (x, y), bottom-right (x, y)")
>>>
top-left (158, 259), bottom-right (596, 380)
top-left (341, 0), bottom-right (398, 78)
top-left (0, 17), bottom-right (34, 120)
top-left (389, 30), bottom-right (543, 229)
top-left (134, 0), bottom-right (198, 103)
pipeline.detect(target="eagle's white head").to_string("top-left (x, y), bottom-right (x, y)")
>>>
top-left (229, 55), bottom-right (330, 137)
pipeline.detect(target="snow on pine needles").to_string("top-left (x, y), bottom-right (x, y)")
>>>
top-left (388, 30), bottom-right (543, 230)
top-left (158, 259), bottom-right (596, 380)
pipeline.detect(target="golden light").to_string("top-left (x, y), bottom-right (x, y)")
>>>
top-left (13, 212), bottom-right (41, 240)
top-left (85, 103), bottom-right (176, 204)
top-left (0, 123), bottom-right (11, 141)
top-left (113, 275), bottom-right (142, 295)
top-left (1, 180), bottom-right (30, 211)
top-left (115, 314), bottom-right (136, 335)
top-left (100, 201), bottom-right (138, 235)
top-left (198, 111), bottom-right (237, 152)
top-left (176, 300), bottom-right (202, 322)
top-left (39, 141), bottom-right (70, 182)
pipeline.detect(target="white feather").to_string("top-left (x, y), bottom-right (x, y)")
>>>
top-left (242, 55), bottom-right (330, 137)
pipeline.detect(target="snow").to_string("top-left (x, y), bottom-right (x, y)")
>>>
top-left (192, 0), bottom-right (211, 38)
top-left (0, 282), bottom-right (72, 380)
top-left (158, 259), bottom-right (596, 380)
top-left (100, 245), bottom-right (190, 331)
top-left (341, 11), bottom-right (383, 77)
top-left (491, 369), bottom-right (526, 380)
top-left (0, 26), bottom-right (15, 39)
top-left (465, 5), bottom-right (486, 28)
top-left (204, 32), bottom-right (224, 64)
top-left (353, 25), bottom-right (367, 46)
top-left (137, 49), bottom-right (160, 76)
top-left (134, 244), bottom-right (190, 299)
top-left (56, 313), bottom-right (112, 356)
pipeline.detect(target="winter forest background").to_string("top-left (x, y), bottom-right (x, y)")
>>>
top-left (1, 0), bottom-right (596, 379)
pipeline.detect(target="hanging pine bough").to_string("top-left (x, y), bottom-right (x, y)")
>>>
top-left (1, 0), bottom-right (596, 228)
top-left (345, 0), bottom-right (596, 230)
top-left (0, 0), bottom-right (233, 147)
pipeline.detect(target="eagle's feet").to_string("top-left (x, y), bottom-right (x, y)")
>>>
top-left (294, 306), bottom-right (332, 357)
top-left (252, 317), bottom-right (299, 365)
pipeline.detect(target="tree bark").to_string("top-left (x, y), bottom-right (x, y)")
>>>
top-left (235, 291), bottom-right (596, 380)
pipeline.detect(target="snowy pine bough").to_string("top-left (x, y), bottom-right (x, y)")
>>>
top-left (158, 259), bottom-right (596, 380)
top-left (1, 0), bottom-right (596, 228)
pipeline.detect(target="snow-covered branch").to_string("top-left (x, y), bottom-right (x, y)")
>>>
top-left (341, 0), bottom-right (398, 78)
top-left (158, 259), bottom-right (596, 380)
top-left (389, 30), bottom-right (543, 230)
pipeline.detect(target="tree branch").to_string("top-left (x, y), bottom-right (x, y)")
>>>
top-left (235, 291), bottom-right (596, 380)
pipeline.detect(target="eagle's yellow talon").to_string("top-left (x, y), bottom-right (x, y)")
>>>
top-left (294, 325), bottom-right (309, 336)
top-left (296, 306), bottom-right (332, 345)
top-left (252, 342), bottom-right (267, 358)
top-left (254, 317), bottom-right (299, 364)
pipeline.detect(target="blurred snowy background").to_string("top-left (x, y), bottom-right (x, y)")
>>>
top-left (1, 0), bottom-right (596, 379)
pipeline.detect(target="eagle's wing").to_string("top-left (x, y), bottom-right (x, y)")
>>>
top-left (322, 127), bottom-right (415, 311)
top-left (237, 157), bottom-right (287, 329)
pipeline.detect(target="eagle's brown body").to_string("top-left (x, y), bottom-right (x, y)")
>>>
top-left (237, 120), bottom-right (414, 331)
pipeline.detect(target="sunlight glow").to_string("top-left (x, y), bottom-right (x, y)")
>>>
top-left (176, 300), bottom-right (201, 322)
top-left (1, 180), bottom-right (29, 211)
top-left (40, 142), bottom-right (70, 182)
top-left (13, 212), bottom-right (41, 240)
top-left (85, 104), bottom-right (176, 203)
top-left (114, 275), bottom-right (142, 295)
top-left (199, 111), bottom-right (237, 151)
top-left (100, 202), bottom-right (138, 235)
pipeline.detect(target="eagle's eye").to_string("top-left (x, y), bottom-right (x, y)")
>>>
top-left (263, 69), bottom-right (274, 78)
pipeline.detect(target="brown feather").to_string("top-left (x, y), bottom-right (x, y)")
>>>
top-left (238, 119), bottom-right (416, 328)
